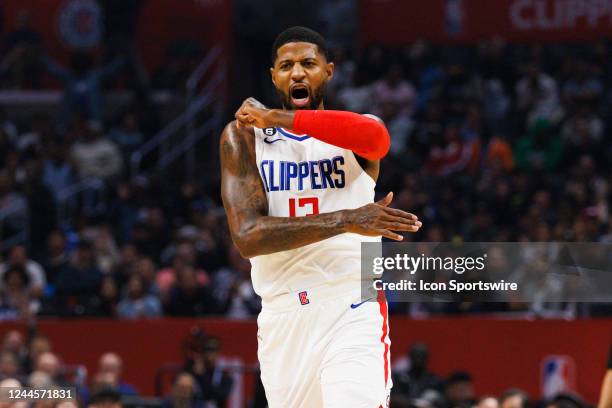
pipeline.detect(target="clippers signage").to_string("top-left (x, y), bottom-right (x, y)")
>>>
top-left (57, 0), bottom-right (103, 49)
top-left (360, 0), bottom-right (612, 44)
top-left (1, 0), bottom-right (230, 71)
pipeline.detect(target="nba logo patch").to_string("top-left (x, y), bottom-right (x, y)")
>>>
top-left (541, 355), bottom-right (576, 398)
top-left (298, 291), bottom-right (309, 305)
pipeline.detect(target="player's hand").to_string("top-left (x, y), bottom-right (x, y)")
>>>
top-left (342, 192), bottom-right (422, 241)
top-left (235, 97), bottom-right (271, 128)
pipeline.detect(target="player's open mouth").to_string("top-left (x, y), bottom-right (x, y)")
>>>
top-left (290, 85), bottom-right (310, 108)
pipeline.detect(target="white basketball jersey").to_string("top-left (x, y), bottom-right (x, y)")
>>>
top-left (250, 125), bottom-right (380, 300)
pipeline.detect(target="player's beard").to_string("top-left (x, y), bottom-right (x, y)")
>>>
top-left (277, 82), bottom-right (327, 110)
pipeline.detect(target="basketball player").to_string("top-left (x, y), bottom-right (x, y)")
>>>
top-left (220, 27), bottom-right (422, 407)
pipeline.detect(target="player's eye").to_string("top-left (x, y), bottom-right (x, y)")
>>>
top-left (280, 63), bottom-right (292, 70)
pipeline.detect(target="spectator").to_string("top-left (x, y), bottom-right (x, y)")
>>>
top-left (34, 352), bottom-right (62, 382)
top-left (88, 387), bottom-right (122, 408)
top-left (560, 110), bottom-right (604, 168)
top-left (392, 342), bottom-right (444, 398)
top-left (370, 64), bottom-right (417, 118)
top-left (43, 52), bottom-right (125, 123)
top-left (97, 353), bottom-right (137, 396)
top-left (90, 276), bottom-right (119, 317)
top-left (1, 330), bottom-right (26, 367)
top-left (0, 170), bottom-right (28, 244)
top-left (499, 389), bottom-right (530, 408)
top-left (116, 275), bottom-right (161, 319)
top-left (476, 396), bottom-right (500, 408)
top-left (514, 118), bottom-right (562, 172)
top-left (133, 257), bottom-right (159, 295)
top-left (444, 371), bottom-right (475, 408)
top-left (164, 266), bottom-right (216, 316)
top-left (42, 138), bottom-right (77, 202)
top-left (481, 136), bottom-right (514, 174)
top-left (28, 370), bottom-right (53, 388)
top-left (91, 371), bottom-right (120, 395)
top-left (162, 372), bottom-right (204, 408)
top-left (54, 240), bottom-right (103, 314)
top-left (0, 11), bottom-right (42, 89)
top-left (40, 230), bottom-right (71, 286)
top-left (426, 125), bottom-right (480, 177)
top-left (107, 111), bottom-right (144, 162)
top-left (83, 224), bottom-right (120, 275)
top-left (0, 246), bottom-right (46, 298)
top-left (157, 242), bottom-right (208, 298)
top-left (516, 64), bottom-right (564, 127)
top-left (20, 154), bottom-right (57, 255)
top-left (408, 389), bottom-right (445, 408)
top-left (22, 335), bottom-right (51, 374)
top-left (111, 244), bottom-right (140, 288)
top-left (0, 351), bottom-right (19, 379)
top-left (545, 393), bottom-right (585, 408)
top-left (210, 246), bottom-right (260, 318)
top-left (0, 266), bottom-right (38, 319)
top-left (562, 60), bottom-right (603, 107)
top-left (70, 121), bottom-right (123, 181)
top-left (336, 69), bottom-right (373, 113)
top-left (184, 337), bottom-right (233, 408)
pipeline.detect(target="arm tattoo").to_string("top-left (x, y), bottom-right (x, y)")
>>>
top-left (219, 122), bottom-right (348, 258)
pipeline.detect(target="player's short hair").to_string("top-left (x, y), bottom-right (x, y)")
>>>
top-left (271, 26), bottom-right (329, 64)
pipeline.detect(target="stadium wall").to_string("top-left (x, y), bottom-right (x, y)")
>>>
top-left (361, 0), bottom-right (612, 44)
top-left (0, 317), bottom-right (609, 402)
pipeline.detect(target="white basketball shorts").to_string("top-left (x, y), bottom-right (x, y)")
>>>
top-left (257, 281), bottom-right (392, 408)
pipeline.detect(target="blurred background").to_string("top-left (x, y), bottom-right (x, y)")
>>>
top-left (0, 0), bottom-right (611, 406)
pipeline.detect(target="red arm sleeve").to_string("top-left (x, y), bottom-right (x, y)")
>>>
top-left (292, 110), bottom-right (390, 160)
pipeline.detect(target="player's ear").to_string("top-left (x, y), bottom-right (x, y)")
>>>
top-left (326, 62), bottom-right (334, 80)
top-left (270, 67), bottom-right (277, 87)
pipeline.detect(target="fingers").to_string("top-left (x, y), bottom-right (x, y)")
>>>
top-left (381, 214), bottom-right (422, 230)
top-left (375, 229), bottom-right (404, 241)
top-left (383, 207), bottom-right (418, 221)
top-left (247, 97), bottom-right (267, 109)
top-left (235, 111), bottom-right (254, 128)
top-left (376, 192), bottom-right (393, 207)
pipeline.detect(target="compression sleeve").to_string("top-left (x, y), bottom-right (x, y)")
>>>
top-left (292, 110), bottom-right (390, 160)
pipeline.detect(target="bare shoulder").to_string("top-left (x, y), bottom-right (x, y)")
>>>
top-left (220, 121), bottom-right (256, 147)
top-left (220, 121), bottom-right (256, 161)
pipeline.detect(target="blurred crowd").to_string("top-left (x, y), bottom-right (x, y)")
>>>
top-left (0, 329), bottom-right (596, 407)
top-left (0, 328), bottom-right (235, 408)
top-left (390, 342), bottom-right (590, 408)
top-left (0, 328), bottom-right (594, 407)
top-left (1, 4), bottom-right (612, 320)
top-left (324, 39), bottom-right (611, 245)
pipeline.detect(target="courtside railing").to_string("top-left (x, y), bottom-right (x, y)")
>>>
top-left (130, 46), bottom-right (226, 179)
top-left (0, 200), bottom-right (29, 252)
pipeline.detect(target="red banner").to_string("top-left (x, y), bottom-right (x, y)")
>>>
top-left (360, 0), bottom-right (612, 44)
top-left (0, 0), bottom-right (231, 72)
top-left (0, 317), bottom-right (610, 403)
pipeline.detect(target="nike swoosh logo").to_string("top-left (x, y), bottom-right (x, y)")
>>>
top-left (350, 298), bottom-right (373, 309)
top-left (264, 137), bottom-right (284, 144)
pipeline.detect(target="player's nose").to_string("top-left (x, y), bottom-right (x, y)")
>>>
top-left (290, 64), bottom-right (306, 80)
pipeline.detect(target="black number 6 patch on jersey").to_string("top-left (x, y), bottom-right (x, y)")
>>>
top-left (263, 128), bottom-right (277, 136)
